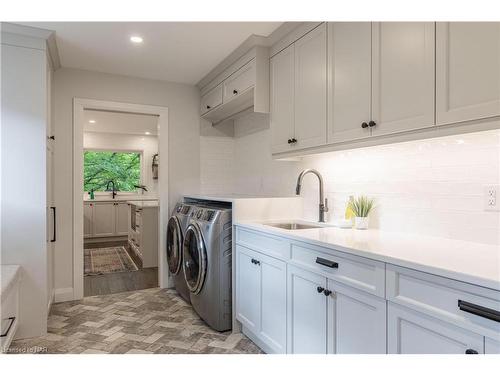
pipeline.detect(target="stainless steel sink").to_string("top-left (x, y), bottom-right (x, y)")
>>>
top-left (264, 222), bottom-right (324, 230)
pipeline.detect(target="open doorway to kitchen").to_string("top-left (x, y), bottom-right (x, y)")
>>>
top-left (73, 99), bottom-right (169, 300)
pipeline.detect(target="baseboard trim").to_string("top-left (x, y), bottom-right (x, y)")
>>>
top-left (54, 287), bottom-right (74, 303)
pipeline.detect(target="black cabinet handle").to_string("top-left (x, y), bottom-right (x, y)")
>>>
top-left (361, 122), bottom-right (369, 128)
top-left (368, 120), bottom-right (376, 127)
top-left (206, 105), bottom-right (211, 109)
top-left (251, 258), bottom-right (260, 266)
top-left (233, 89), bottom-right (238, 95)
top-left (317, 286), bottom-right (324, 293)
top-left (0, 317), bottom-right (15, 337)
top-left (290, 138), bottom-right (297, 144)
top-left (287, 139), bottom-right (292, 144)
top-left (465, 349), bottom-right (479, 354)
top-left (316, 257), bottom-right (338, 269)
top-left (50, 206), bottom-right (56, 242)
top-left (458, 300), bottom-right (500, 322)
top-left (324, 289), bottom-right (332, 296)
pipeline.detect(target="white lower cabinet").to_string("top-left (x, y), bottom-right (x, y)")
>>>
top-left (84, 201), bottom-right (131, 238)
top-left (485, 337), bottom-right (500, 354)
top-left (328, 281), bottom-right (386, 354)
top-left (236, 245), bottom-right (287, 353)
top-left (388, 303), bottom-right (484, 354)
top-left (287, 265), bottom-right (328, 354)
top-left (115, 202), bottom-right (129, 236)
top-left (93, 202), bottom-right (115, 236)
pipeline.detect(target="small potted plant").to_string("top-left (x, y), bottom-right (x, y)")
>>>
top-left (348, 196), bottom-right (375, 230)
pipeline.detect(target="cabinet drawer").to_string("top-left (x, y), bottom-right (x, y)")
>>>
top-left (387, 264), bottom-right (500, 339)
top-left (223, 59), bottom-right (255, 103)
top-left (200, 84), bottom-right (223, 115)
top-left (290, 242), bottom-right (385, 297)
top-left (235, 227), bottom-right (289, 260)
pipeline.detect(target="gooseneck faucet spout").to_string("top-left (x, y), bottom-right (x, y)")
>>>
top-left (295, 169), bottom-right (329, 222)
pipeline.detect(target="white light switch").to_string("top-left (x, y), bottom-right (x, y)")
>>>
top-left (484, 185), bottom-right (499, 211)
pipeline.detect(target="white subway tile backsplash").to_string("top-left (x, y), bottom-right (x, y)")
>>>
top-left (200, 124), bottom-right (500, 245)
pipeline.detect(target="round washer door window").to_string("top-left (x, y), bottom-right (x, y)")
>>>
top-left (166, 216), bottom-right (183, 275)
top-left (182, 223), bottom-right (207, 294)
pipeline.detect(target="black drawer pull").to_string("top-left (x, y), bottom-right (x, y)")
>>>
top-left (0, 317), bottom-right (16, 337)
top-left (316, 257), bottom-right (338, 269)
top-left (465, 349), bottom-right (478, 354)
top-left (50, 206), bottom-right (56, 242)
top-left (458, 300), bottom-right (500, 322)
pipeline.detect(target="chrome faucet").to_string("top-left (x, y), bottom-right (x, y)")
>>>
top-left (295, 169), bottom-right (329, 222)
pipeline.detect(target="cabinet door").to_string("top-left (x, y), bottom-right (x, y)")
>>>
top-left (83, 203), bottom-right (93, 238)
top-left (270, 44), bottom-right (295, 154)
top-left (115, 202), bottom-right (129, 236)
top-left (327, 281), bottom-right (386, 354)
top-left (93, 202), bottom-right (115, 237)
top-left (436, 22), bottom-right (500, 125)
top-left (371, 22), bottom-right (435, 136)
top-left (235, 245), bottom-right (261, 333)
top-left (328, 22), bottom-right (372, 143)
top-left (223, 60), bottom-right (255, 103)
top-left (287, 265), bottom-right (328, 354)
top-left (260, 253), bottom-right (287, 354)
top-left (388, 303), bottom-right (484, 354)
top-left (485, 337), bottom-right (500, 354)
top-left (294, 23), bottom-right (327, 150)
top-left (200, 84), bottom-right (223, 115)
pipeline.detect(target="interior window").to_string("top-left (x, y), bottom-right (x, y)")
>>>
top-left (84, 150), bottom-right (141, 192)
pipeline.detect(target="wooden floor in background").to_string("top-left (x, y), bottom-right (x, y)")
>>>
top-left (84, 267), bottom-right (158, 297)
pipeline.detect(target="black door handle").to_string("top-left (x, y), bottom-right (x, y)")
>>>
top-left (465, 349), bottom-right (479, 354)
top-left (458, 300), bottom-right (500, 323)
top-left (50, 206), bottom-right (56, 242)
top-left (316, 257), bottom-right (338, 269)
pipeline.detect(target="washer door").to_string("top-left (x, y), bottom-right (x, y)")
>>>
top-left (182, 223), bottom-right (207, 294)
top-left (166, 216), bottom-right (183, 275)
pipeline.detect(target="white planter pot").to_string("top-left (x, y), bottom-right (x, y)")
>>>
top-left (354, 216), bottom-right (369, 230)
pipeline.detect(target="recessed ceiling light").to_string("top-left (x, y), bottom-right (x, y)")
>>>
top-left (88, 120), bottom-right (96, 124)
top-left (145, 131), bottom-right (151, 135)
top-left (130, 36), bottom-right (143, 44)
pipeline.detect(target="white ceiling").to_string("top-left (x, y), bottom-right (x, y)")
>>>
top-left (21, 22), bottom-right (282, 84)
top-left (83, 110), bottom-right (159, 135)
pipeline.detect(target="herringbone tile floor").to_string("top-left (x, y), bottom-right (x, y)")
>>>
top-left (8, 288), bottom-right (262, 354)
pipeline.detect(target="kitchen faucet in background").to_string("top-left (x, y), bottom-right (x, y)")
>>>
top-left (105, 180), bottom-right (117, 199)
top-left (296, 169), bottom-right (329, 222)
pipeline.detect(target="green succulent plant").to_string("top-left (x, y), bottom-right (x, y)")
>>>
top-left (348, 196), bottom-right (375, 218)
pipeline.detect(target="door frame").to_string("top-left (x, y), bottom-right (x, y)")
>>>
top-left (73, 98), bottom-right (169, 300)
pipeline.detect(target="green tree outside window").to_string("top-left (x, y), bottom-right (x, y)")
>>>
top-left (84, 151), bottom-right (141, 192)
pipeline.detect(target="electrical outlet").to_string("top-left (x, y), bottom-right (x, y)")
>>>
top-left (484, 185), bottom-right (499, 211)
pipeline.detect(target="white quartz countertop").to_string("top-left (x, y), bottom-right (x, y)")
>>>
top-left (1, 265), bottom-right (21, 299)
top-left (235, 221), bottom-right (500, 291)
top-left (184, 194), bottom-right (297, 203)
top-left (126, 200), bottom-right (159, 208)
top-left (84, 195), bottom-right (158, 203)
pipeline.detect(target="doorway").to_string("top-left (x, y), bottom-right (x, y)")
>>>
top-left (73, 99), bottom-right (169, 300)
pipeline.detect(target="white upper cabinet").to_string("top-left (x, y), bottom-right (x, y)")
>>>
top-left (270, 44), bottom-right (295, 154)
top-left (436, 22), bottom-right (500, 125)
top-left (223, 60), bottom-right (256, 103)
top-left (200, 84), bottom-right (223, 115)
top-left (328, 22), bottom-right (372, 143)
top-left (371, 22), bottom-right (435, 136)
top-left (294, 23), bottom-right (327, 150)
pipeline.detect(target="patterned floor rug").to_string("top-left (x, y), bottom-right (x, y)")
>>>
top-left (84, 246), bottom-right (138, 276)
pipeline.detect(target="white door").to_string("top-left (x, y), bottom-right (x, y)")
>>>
top-left (270, 44), bottom-right (295, 154)
top-left (83, 203), bottom-right (93, 238)
top-left (287, 265), bottom-right (328, 354)
top-left (371, 22), bottom-right (435, 136)
top-left (46, 63), bottom-right (55, 308)
top-left (485, 337), bottom-right (500, 354)
top-left (328, 22), bottom-right (372, 143)
top-left (236, 245), bottom-right (261, 333)
top-left (93, 202), bottom-right (115, 237)
top-left (387, 303), bottom-right (484, 354)
top-left (436, 22), bottom-right (500, 125)
top-left (327, 281), bottom-right (386, 354)
top-left (115, 202), bottom-right (129, 236)
top-left (294, 23), bottom-right (327, 150)
top-left (260, 253), bottom-right (287, 354)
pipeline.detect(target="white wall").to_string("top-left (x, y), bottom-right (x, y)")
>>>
top-left (83, 132), bottom-right (159, 196)
top-left (1, 35), bottom-right (48, 338)
top-left (200, 113), bottom-right (500, 245)
top-left (53, 67), bottom-right (201, 298)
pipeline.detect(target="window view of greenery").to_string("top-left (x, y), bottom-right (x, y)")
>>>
top-left (84, 151), bottom-right (141, 192)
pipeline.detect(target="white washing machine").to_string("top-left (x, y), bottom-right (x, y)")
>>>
top-left (166, 202), bottom-right (193, 303)
top-left (182, 204), bottom-right (232, 331)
